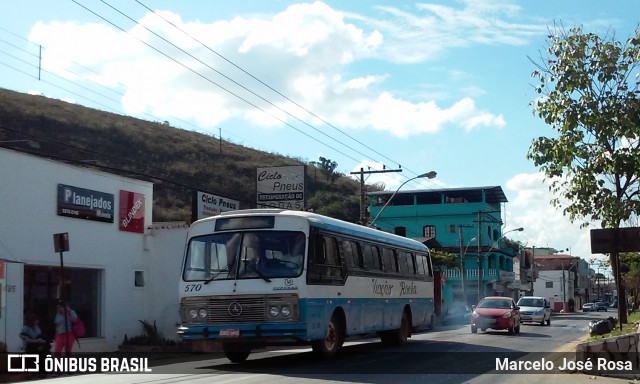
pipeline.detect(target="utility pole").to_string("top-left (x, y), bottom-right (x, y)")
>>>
top-left (475, 209), bottom-right (510, 302)
top-left (458, 224), bottom-right (474, 307)
top-left (350, 167), bottom-right (402, 225)
top-left (477, 211), bottom-right (483, 302)
top-left (459, 228), bottom-right (465, 305)
top-left (562, 258), bottom-right (566, 312)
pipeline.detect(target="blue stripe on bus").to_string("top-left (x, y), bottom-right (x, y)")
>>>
top-left (178, 297), bottom-right (434, 342)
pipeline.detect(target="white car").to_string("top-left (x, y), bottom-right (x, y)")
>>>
top-left (582, 303), bottom-right (595, 312)
top-left (517, 296), bottom-right (551, 325)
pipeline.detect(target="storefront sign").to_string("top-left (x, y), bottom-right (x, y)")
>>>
top-left (119, 190), bottom-right (145, 233)
top-left (256, 165), bottom-right (305, 210)
top-left (57, 184), bottom-right (114, 223)
top-left (193, 191), bottom-right (238, 221)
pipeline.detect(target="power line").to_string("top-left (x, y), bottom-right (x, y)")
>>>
top-left (0, 28), bottom-right (256, 149)
top-left (71, 0), bottom-right (362, 164)
top-left (3, 4), bottom-right (436, 192)
top-left (133, 0), bottom-right (423, 180)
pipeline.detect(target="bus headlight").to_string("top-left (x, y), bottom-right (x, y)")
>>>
top-left (265, 295), bottom-right (299, 321)
top-left (189, 309), bottom-right (198, 319)
top-left (198, 308), bottom-right (207, 319)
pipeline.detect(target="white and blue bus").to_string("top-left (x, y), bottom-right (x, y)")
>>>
top-left (177, 209), bottom-right (435, 362)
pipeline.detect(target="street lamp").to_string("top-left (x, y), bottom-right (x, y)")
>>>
top-left (478, 227), bottom-right (523, 301)
top-left (369, 171), bottom-right (437, 228)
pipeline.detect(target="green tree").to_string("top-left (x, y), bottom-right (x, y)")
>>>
top-left (528, 24), bottom-right (640, 323)
top-left (620, 252), bottom-right (640, 309)
top-left (307, 190), bottom-right (360, 222)
top-left (311, 157), bottom-right (339, 183)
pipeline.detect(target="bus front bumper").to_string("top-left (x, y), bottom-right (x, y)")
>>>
top-left (178, 322), bottom-right (309, 342)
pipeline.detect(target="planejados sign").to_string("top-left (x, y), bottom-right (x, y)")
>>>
top-left (57, 184), bottom-right (114, 223)
top-left (119, 190), bottom-right (145, 233)
top-left (256, 165), bottom-right (305, 210)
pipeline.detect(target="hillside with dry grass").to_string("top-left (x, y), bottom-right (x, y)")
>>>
top-left (0, 88), bottom-right (363, 222)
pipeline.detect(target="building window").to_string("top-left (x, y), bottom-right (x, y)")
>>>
top-left (545, 281), bottom-right (553, 288)
top-left (24, 265), bottom-right (101, 338)
top-left (423, 225), bottom-right (436, 239)
top-left (449, 224), bottom-right (456, 233)
top-left (135, 270), bottom-right (145, 287)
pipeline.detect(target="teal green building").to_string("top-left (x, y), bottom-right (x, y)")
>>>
top-left (368, 186), bottom-right (519, 313)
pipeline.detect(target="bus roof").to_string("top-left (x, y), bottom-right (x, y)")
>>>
top-left (195, 209), bottom-right (429, 253)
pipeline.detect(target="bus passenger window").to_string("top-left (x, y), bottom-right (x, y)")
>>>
top-left (362, 244), bottom-right (381, 271)
top-left (341, 240), bottom-right (360, 269)
top-left (324, 237), bottom-right (341, 277)
top-left (398, 252), bottom-right (410, 274)
top-left (382, 248), bottom-right (397, 273)
top-left (415, 255), bottom-right (426, 275)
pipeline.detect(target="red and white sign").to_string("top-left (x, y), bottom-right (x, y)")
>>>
top-left (119, 190), bottom-right (145, 233)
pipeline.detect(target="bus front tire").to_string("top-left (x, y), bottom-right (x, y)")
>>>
top-left (222, 343), bottom-right (251, 363)
top-left (312, 314), bottom-right (343, 359)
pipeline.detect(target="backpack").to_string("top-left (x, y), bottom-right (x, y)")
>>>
top-left (73, 317), bottom-right (86, 338)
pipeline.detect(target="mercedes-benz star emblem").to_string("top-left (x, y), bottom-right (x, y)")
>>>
top-left (228, 302), bottom-right (243, 317)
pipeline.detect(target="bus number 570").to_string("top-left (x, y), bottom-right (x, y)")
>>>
top-left (184, 284), bottom-right (202, 292)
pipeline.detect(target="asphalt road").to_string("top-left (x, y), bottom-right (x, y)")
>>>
top-left (15, 311), bottom-right (619, 384)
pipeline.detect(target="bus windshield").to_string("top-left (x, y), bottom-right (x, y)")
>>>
top-left (182, 231), bottom-right (305, 282)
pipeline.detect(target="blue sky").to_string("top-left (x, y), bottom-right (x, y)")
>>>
top-left (1, 0), bottom-right (638, 270)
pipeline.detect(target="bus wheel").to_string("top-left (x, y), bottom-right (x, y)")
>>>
top-left (312, 314), bottom-right (343, 359)
top-left (380, 311), bottom-right (410, 346)
top-left (222, 343), bottom-right (251, 363)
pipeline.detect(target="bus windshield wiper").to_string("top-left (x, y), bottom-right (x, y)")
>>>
top-left (243, 260), bottom-right (271, 283)
top-left (204, 265), bottom-right (232, 284)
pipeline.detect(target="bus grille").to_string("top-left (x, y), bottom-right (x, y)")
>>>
top-left (182, 296), bottom-right (268, 323)
top-left (208, 297), bottom-right (266, 323)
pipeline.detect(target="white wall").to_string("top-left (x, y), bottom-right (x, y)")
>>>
top-left (533, 270), bottom-right (575, 311)
top-left (0, 149), bottom-right (156, 351)
top-left (143, 222), bottom-right (189, 341)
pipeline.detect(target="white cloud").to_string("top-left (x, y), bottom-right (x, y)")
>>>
top-left (504, 172), bottom-right (607, 264)
top-left (363, 0), bottom-right (546, 63)
top-left (26, 1), bottom-right (507, 139)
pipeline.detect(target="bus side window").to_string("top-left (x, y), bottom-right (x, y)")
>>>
top-left (362, 244), bottom-right (381, 271)
top-left (407, 252), bottom-right (415, 274)
top-left (341, 239), bottom-right (361, 270)
top-left (324, 237), bottom-right (342, 278)
top-left (382, 248), bottom-right (397, 273)
top-left (426, 253), bottom-right (434, 277)
top-left (415, 254), bottom-right (426, 275)
top-left (398, 251), bottom-right (411, 275)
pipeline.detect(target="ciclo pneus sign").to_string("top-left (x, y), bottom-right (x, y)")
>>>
top-left (57, 184), bottom-right (114, 223)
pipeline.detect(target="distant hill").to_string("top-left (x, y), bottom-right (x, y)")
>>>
top-left (0, 88), bottom-right (362, 222)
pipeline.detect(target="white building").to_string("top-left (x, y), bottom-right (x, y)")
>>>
top-left (0, 148), bottom-right (188, 352)
top-left (532, 269), bottom-right (576, 312)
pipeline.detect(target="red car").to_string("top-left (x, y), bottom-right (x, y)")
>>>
top-left (471, 296), bottom-right (521, 334)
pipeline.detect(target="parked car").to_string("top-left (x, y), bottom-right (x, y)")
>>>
top-left (471, 296), bottom-right (521, 334)
top-left (517, 296), bottom-right (551, 325)
top-left (582, 303), bottom-right (595, 312)
top-left (595, 302), bottom-right (608, 312)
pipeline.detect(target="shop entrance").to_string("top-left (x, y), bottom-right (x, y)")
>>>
top-left (23, 265), bottom-right (101, 339)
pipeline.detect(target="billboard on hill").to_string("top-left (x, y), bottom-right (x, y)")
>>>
top-left (256, 165), bottom-right (305, 211)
